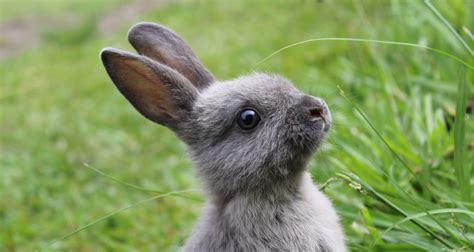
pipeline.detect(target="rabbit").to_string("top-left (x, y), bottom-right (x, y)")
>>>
top-left (100, 22), bottom-right (346, 252)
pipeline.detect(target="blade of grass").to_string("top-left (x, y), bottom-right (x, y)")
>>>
top-left (375, 208), bottom-right (474, 247)
top-left (318, 177), bottom-right (338, 191)
top-left (337, 86), bottom-right (416, 176)
top-left (253, 38), bottom-right (474, 70)
top-left (361, 207), bottom-right (380, 243)
top-left (453, 75), bottom-right (470, 203)
top-left (423, 0), bottom-right (474, 56)
top-left (83, 163), bottom-right (202, 202)
top-left (41, 190), bottom-right (196, 250)
top-left (337, 172), bottom-right (455, 249)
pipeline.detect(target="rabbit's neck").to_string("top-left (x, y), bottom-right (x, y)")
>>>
top-left (212, 170), bottom-right (312, 209)
top-left (197, 152), bottom-right (313, 205)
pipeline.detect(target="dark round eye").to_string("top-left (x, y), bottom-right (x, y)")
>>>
top-left (237, 109), bottom-right (260, 130)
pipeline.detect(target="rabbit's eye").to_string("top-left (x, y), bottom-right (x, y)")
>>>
top-left (237, 109), bottom-right (260, 130)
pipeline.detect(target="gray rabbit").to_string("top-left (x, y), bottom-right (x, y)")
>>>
top-left (100, 22), bottom-right (346, 252)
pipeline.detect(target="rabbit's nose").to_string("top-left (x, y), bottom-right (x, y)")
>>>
top-left (301, 96), bottom-right (327, 121)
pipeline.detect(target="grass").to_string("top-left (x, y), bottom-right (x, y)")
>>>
top-left (0, 0), bottom-right (129, 23)
top-left (1, 0), bottom-right (473, 251)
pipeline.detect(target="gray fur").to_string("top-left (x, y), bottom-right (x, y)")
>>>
top-left (101, 23), bottom-right (346, 252)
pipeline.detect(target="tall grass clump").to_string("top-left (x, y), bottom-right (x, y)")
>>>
top-left (256, 1), bottom-right (473, 251)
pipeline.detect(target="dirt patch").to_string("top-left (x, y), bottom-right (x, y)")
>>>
top-left (97, 0), bottom-right (167, 35)
top-left (0, 18), bottom-right (44, 60)
top-left (0, 0), bottom-right (167, 60)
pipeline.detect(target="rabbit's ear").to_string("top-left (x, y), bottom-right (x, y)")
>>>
top-left (127, 22), bottom-right (214, 90)
top-left (101, 48), bottom-right (198, 130)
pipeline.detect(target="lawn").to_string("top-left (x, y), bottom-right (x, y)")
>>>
top-left (1, 0), bottom-right (473, 251)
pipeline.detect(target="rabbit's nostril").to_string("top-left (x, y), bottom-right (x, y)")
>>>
top-left (309, 107), bottom-right (324, 118)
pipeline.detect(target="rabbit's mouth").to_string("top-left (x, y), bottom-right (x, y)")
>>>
top-left (320, 120), bottom-right (331, 133)
top-left (320, 115), bottom-right (332, 133)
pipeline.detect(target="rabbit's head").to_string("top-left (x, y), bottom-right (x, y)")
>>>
top-left (101, 23), bottom-right (331, 199)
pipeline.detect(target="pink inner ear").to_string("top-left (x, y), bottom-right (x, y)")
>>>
top-left (112, 57), bottom-right (180, 124)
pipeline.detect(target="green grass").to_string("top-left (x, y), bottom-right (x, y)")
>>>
top-left (0, 0), bottom-right (129, 23)
top-left (1, 0), bottom-right (473, 251)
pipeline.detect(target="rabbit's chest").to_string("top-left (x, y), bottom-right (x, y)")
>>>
top-left (205, 192), bottom-right (335, 251)
top-left (184, 174), bottom-right (345, 251)
top-left (234, 203), bottom-right (326, 247)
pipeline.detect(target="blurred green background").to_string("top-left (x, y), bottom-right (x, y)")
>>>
top-left (1, 0), bottom-right (473, 251)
